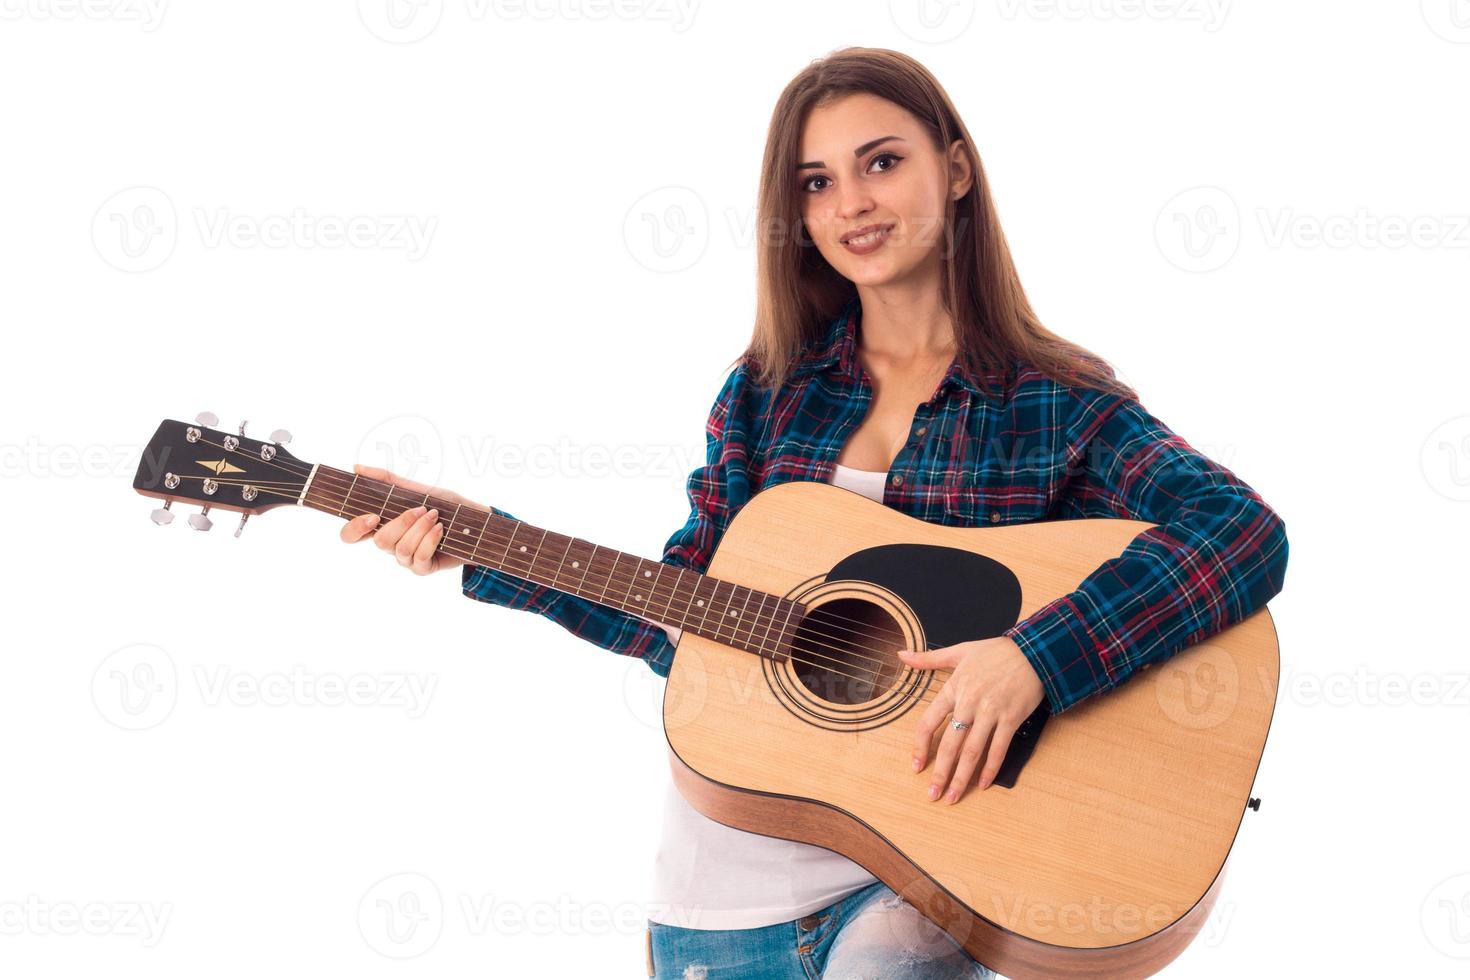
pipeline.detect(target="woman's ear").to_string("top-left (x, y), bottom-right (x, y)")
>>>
top-left (947, 138), bottom-right (974, 200)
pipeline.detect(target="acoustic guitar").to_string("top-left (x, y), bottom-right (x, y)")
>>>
top-left (132, 414), bottom-right (1279, 979)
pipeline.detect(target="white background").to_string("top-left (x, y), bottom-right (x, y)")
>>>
top-left (3, 2), bottom-right (1467, 977)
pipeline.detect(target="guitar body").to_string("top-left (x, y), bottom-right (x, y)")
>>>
top-left (664, 480), bottom-right (1278, 980)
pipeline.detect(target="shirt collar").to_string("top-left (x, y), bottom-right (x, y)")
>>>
top-left (794, 297), bottom-right (1008, 404)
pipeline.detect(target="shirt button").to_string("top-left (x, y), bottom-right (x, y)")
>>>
top-left (891, 474), bottom-right (903, 487)
top-left (914, 425), bottom-right (927, 436)
top-left (990, 511), bottom-right (1001, 523)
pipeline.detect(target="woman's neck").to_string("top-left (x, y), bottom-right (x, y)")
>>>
top-left (853, 282), bottom-right (957, 361)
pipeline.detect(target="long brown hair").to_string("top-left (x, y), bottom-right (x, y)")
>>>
top-left (739, 46), bottom-right (1136, 403)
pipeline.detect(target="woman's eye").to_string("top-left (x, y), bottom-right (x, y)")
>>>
top-left (801, 152), bottom-right (902, 193)
top-left (869, 151), bottom-right (903, 173)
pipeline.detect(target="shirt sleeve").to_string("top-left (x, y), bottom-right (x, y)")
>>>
top-left (460, 364), bottom-right (743, 678)
top-left (1002, 393), bottom-right (1290, 713)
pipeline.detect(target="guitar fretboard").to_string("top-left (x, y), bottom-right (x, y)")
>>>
top-left (301, 465), bottom-right (800, 662)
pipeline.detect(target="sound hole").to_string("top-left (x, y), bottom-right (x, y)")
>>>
top-left (790, 598), bottom-right (906, 705)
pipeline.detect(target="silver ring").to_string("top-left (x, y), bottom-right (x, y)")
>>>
top-left (950, 718), bottom-right (972, 732)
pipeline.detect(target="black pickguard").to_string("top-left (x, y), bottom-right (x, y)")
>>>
top-left (825, 543), bottom-right (1050, 789)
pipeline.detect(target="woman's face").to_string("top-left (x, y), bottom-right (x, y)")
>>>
top-left (796, 92), bottom-right (971, 289)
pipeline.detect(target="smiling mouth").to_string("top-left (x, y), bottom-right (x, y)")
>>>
top-left (841, 224), bottom-right (893, 248)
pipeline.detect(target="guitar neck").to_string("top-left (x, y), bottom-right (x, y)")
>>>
top-left (300, 464), bottom-right (798, 663)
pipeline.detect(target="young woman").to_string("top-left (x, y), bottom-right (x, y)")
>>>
top-left (341, 47), bottom-right (1288, 980)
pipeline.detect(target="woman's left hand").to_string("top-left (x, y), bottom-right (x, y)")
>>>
top-left (897, 637), bottom-right (1046, 804)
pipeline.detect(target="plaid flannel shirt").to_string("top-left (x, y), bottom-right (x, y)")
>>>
top-left (462, 298), bottom-right (1289, 713)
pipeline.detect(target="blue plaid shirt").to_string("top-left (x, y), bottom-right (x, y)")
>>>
top-left (463, 299), bottom-right (1289, 713)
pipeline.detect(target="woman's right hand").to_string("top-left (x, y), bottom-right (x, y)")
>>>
top-left (338, 463), bottom-right (487, 576)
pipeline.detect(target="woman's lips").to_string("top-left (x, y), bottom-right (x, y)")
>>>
top-left (841, 224), bottom-right (893, 255)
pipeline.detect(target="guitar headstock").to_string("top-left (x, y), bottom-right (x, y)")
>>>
top-left (133, 412), bottom-right (314, 535)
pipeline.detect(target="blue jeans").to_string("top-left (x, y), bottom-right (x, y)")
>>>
top-left (646, 880), bottom-right (997, 979)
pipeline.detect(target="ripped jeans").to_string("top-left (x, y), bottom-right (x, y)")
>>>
top-left (645, 881), bottom-right (996, 979)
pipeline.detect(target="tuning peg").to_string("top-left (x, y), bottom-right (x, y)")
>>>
top-left (238, 420), bottom-right (249, 437)
top-left (269, 429), bottom-right (292, 445)
top-left (234, 513), bottom-right (249, 538)
top-left (188, 504), bottom-right (213, 531)
top-left (150, 500), bottom-right (175, 525)
top-left (195, 411), bottom-right (218, 427)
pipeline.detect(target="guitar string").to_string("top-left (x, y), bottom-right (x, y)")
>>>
top-left (164, 440), bottom-right (985, 702)
top-left (172, 438), bottom-right (945, 661)
top-left (163, 450), bottom-right (960, 691)
top-left (162, 444), bottom-right (972, 692)
top-left (168, 441), bottom-right (954, 671)
top-left (174, 477), bottom-right (957, 702)
top-left (294, 467), bottom-right (952, 664)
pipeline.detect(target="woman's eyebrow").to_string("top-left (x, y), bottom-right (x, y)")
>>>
top-left (797, 135), bottom-right (905, 170)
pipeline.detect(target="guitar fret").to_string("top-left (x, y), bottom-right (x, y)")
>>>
top-left (296, 467), bottom-right (787, 662)
top-left (751, 592), bottom-right (772, 659)
top-left (578, 543), bottom-right (596, 601)
top-left (649, 562), bottom-right (669, 623)
top-left (695, 575), bottom-right (713, 638)
top-left (339, 473), bottom-right (360, 517)
top-left (551, 533), bottom-right (574, 593)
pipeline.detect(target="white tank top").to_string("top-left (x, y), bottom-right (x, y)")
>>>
top-left (646, 463), bottom-right (886, 929)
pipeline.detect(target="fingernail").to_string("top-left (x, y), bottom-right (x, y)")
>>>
top-left (912, 758), bottom-right (922, 772)
top-left (427, 508), bottom-right (438, 518)
top-left (946, 788), bottom-right (958, 804)
top-left (364, 513), bottom-right (380, 524)
top-left (928, 784), bottom-right (940, 801)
